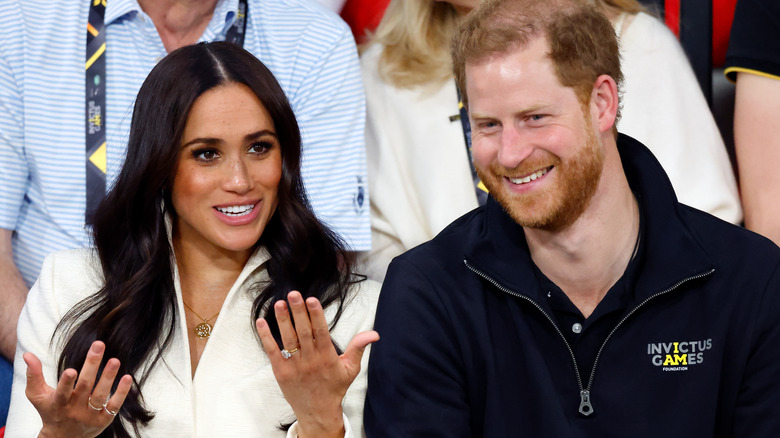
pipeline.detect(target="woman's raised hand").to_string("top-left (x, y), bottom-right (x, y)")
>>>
top-left (256, 291), bottom-right (379, 438)
top-left (23, 340), bottom-right (133, 438)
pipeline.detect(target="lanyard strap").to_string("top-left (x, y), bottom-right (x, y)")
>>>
top-left (225, 0), bottom-right (248, 47)
top-left (85, 0), bottom-right (107, 225)
top-left (84, 0), bottom-right (249, 224)
top-left (456, 88), bottom-right (488, 206)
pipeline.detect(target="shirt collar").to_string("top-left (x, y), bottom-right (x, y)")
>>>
top-left (105, 0), bottom-right (240, 28)
top-left (538, 198), bottom-right (645, 319)
top-left (105, 0), bottom-right (142, 25)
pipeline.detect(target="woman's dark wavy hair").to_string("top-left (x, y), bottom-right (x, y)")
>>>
top-left (54, 41), bottom-right (356, 437)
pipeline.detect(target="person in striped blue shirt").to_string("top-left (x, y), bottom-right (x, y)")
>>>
top-left (0, 0), bottom-right (370, 424)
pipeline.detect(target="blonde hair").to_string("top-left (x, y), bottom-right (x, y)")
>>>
top-left (365, 0), bottom-right (645, 90)
top-left (364, 0), bottom-right (461, 89)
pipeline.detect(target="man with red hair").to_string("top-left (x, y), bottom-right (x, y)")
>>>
top-left (365, 0), bottom-right (780, 435)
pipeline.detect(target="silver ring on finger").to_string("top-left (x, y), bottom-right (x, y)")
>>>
top-left (280, 347), bottom-right (300, 359)
top-left (104, 405), bottom-right (119, 416)
top-left (88, 395), bottom-right (105, 411)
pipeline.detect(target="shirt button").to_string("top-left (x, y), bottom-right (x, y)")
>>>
top-left (572, 323), bottom-right (583, 334)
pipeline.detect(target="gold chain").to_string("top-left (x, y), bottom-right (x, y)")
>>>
top-left (182, 300), bottom-right (220, 322)
top-left (182, 301), bottom-right (221, 339)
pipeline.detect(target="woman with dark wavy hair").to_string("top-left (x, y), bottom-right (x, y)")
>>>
top-left (6, 41), bottom-right (380, 438)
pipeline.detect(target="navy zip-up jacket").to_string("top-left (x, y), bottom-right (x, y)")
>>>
top-left (365, 134), bottom-right (780, 437)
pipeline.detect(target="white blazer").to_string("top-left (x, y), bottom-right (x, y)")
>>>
top-left (6, 247), bottom-right (380, 437)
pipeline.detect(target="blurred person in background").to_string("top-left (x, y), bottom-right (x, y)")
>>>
top-left (313, 0), bottom-right (390, 43)
top-left (725, 0), bottom-right (780, 245)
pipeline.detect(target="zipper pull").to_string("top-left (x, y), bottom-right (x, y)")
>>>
top-left (579, 390), bottom-right (594, 416)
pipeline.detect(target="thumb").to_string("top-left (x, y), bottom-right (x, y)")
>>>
top-left (340, 330), bottom-right (380, 378)
top-left (23, 352), bottom-right (50, 401)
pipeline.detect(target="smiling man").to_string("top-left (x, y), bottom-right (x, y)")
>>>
top-left (364, 0), bottom-right (780, 436)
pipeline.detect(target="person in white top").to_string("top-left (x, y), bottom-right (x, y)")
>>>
top-left (5, 42), bottom-right (379, 438)
top-left (359, 0), bottom-right (741, 281)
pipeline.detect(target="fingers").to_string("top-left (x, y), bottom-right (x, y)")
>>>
top-left (286, 292), bottom-right (314, 350)
top-left (89, 357), bottom-right (120, 411)
top-left (256, 318), bottom-right (282, 359)
top-left (263, 292), bottom-right (350, 362)
top-left (24, 343), bottom-right (129, 434)
top-left (52, 369), bottom-right (78, 407)
top-left (23, 352), bottom-right (48, 399)
top-left (341, 330), bottom-right (380, 377)
top-left (103, 374), bottom-right (133, 416)
top-left (24, 352), bottom-right (72, 408)
top-left (274, 298), bottom-right (300, 351)
top-left (74, 341), bottom-right (106, 399)
top-left (306, 297), bottom-right (335, 352)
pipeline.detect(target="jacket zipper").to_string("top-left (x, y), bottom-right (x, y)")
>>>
top-left (464, 259), bottom-right (714, 417)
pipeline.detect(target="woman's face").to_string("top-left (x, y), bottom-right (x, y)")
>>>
top-left (436, 0), bottom-right (480, 15)
top-left (171, 82), bottom-right (282, 260)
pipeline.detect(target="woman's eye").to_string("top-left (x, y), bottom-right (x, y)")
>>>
top-left (193, 149), bottom-right (218, 161)
top-left (249, 141), bottom-right (273, 155)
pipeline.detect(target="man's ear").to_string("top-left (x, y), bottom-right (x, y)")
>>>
top-left (590, 74), bottom-right (618, 135)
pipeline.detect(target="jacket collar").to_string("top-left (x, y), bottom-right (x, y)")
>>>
top-left (464, 134), bottom-right (714, 304)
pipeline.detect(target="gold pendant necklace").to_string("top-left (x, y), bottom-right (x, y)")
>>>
top-left (182, 301), bottom-right (220, 339)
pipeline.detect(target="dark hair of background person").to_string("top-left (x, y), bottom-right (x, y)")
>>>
top-left (51, 41), bottom-right (355, 438)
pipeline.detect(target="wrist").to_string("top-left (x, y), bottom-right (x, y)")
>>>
top-left (296, 411), bottom-right (345, 438)
top-left (38, 428), bottom-right (63, 438)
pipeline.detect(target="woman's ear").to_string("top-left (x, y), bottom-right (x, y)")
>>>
top-left (590, 74), bottom-right (619, 135)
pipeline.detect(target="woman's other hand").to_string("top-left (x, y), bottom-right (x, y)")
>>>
top-left (23, 340), bottom-right (133, 438)
top-left (256, 291), bottom-right (379, 438)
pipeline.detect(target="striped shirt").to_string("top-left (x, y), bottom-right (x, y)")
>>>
top-left (0, 0), bottom-right (370, 286)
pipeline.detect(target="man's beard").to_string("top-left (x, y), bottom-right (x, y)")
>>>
top-left (477, 119), bottom-right (605, 232)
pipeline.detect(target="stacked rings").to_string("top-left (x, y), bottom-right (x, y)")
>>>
top-left (88, 395), bottom-right (118, 416)
top-left (87, 396), bottom-right (104, 411)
